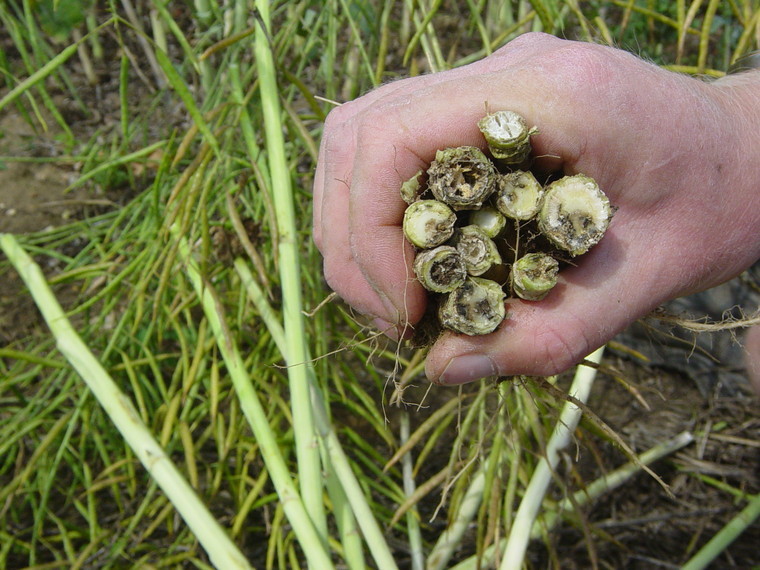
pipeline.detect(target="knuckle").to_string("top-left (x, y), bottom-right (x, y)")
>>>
top-left (543, 42), bottom-right (619, 94)
top-left (321, 107), bottom-right (359, 157)
top-left (312, 226), bottom-right (323, 251)
top-left (323, 101), bottom-right (354, 131)
top-left (498, 31), bottom-right (554, 53)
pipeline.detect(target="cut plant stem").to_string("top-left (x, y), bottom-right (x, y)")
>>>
top-left (468, 205), bottom-right (506, 238)
top-left (538, 174), bottom-right (612, 256)
top-left (494, 170), bottom-right (544, 221)
top-left (438, 276), bottom-right (506, 336)
top-left (682, 492), bottom-right (760, 570)
top-left (413, 245), bottom-right (467, 293)
top-left (477, 110), bottom-right (537, 165)
top-left (427, 146), bottom-right (497, 210)
top-left (511, 253), bottom-right (559, 301)
top-left (451, 225), bottom-right (502, 276)
top-left (400, 169), bottom-right (424, 204)
top-left (403, 199), bottom-right (457, 249)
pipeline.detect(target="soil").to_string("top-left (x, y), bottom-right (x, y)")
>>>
top-left (0, 113), bottom-right (81, 343)
top-left (383, 347), bottom-right (759, 569)
top-left (562, 355), bottom-right (760, 569)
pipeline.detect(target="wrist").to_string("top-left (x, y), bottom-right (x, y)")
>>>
top-left (711, 70), bottom-right (760, 262)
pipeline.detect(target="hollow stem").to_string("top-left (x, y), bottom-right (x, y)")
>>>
top-left (538, 174), bottom-right (612, 256)
top-left (510, 253), bottom-right (559, 301)
top-left (439, 277), bottom-right (506, 335)
top-left (451, 225), bottom-right (502, 276)
top-left (428, 146), bottom-right (497, 210)
top-left (413, 245), bottom-right (467, 292)
top-left (403, 199), bottom-right (457, 248)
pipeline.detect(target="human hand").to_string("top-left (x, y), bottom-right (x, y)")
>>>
top-left (313, 32), bottom-right (760, 385)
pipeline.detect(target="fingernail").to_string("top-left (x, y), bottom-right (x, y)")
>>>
top-left (437, 354), bottom-right (498, 385)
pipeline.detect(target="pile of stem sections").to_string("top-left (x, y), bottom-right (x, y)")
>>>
top-left (402, 111), bottom-right (613, 338)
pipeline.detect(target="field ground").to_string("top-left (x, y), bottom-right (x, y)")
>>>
top-left (1, 1), bottom-right (758, 568)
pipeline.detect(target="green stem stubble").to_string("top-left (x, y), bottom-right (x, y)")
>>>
top-left (171, 227), bottom-right (333, 568)
top-left (231, 56), bottom-right (390, 570)
top-left (427, 459), bottom-right (489, 570)
top-left (450, 429), bottom-right (695, 569)
top-left (682, 492), bottom-right (760, 570)
top-left (400, 413), bottom-right (425, 570)
top-left (253, 6), bottom-right (399, 568)
top-left (252, 0), bottom-right (327, 549)
top-left (247, 5), bottom-right (418, 567)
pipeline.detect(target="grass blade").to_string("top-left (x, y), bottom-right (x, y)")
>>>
top-left (0, 41), bottom-right (80, 113)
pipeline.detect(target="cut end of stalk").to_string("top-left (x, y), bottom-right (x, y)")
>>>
top-left (400, 169), bottom-right (424, 205)
top-left (468, 205), bottom-right (507, 238)
top-left (477, 110), bottom-right (537, 164)
top-left (495, 170), bottom-right (544, 221)
top-left (428, 146), bottom-right (497, 210)
top-left (511, 253), bottom-right (559, 301)
top-left (451, 225), bottom-right (502, 276)
top-left (439, 277), bottom-right (506, 336)
top-left (413, 246), bottom-right (467, 293)
top-left (538, 174), bottom-right (612, 256)
top-left (403, 199), bottom-right (457, 249)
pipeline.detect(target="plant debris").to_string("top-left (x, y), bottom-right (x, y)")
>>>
top-left (402, 110), bottom-right (614, 337)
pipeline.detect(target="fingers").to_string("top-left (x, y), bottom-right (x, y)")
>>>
top-left (313, 65), bottom-right (490, 323)
top-left (313, 50), bottom-right (509, 247)
top-left (314, 33), bottom-right (569, 328)
top-left (322, 84), bottom-right (551, 322)
top-left (345, 87), bottom-right (494, 325)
